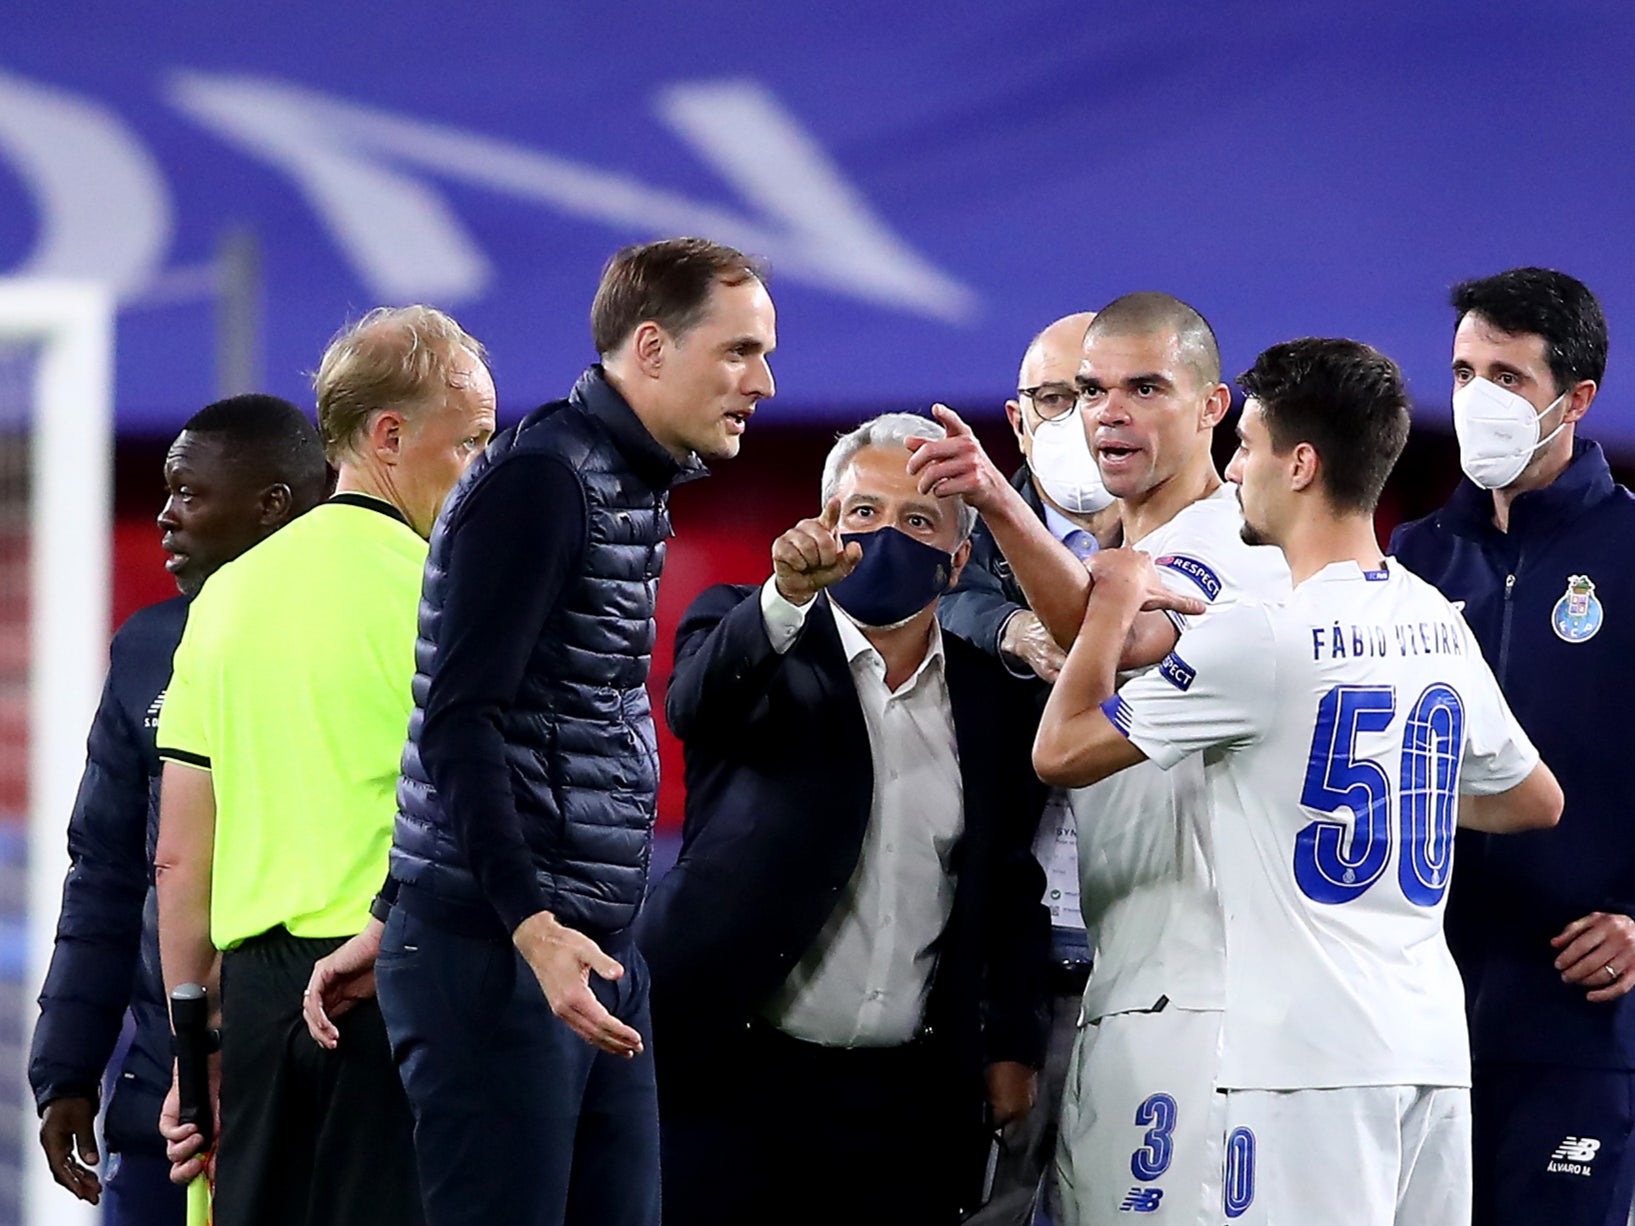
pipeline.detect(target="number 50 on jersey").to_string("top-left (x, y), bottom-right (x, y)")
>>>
top-left (1297, 683), bottom-right (1464, 907)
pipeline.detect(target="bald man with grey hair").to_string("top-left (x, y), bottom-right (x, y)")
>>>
top-left (910, 292), bottom-right (1290, 1225)
top-left (944, 313), bottom-right (1121, 1226)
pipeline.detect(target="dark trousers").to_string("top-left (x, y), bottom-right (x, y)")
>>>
top-left (217, 927), bottom-right (425, 1226)
top-left (1472, 1060), bottom-right (1635, 1226)
top-left (659, 1019), bottom-right (974, 1226)
top-left (376, 906), bottom-right (660, 1226)
top-left (961, 985), bottom-right (1082, 1225)
top-left (103, 1151), bottom-right (185, 1226)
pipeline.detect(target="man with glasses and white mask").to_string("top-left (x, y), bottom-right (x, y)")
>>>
top-left (943, 312), bottom-right (1116, 1225)
top-left (944, 312), bottom-right (1121, 683)
top-left (1393, 268), bottom-right (1635, 1226)
top-left (912, 292), bottom-right (1289, 1225)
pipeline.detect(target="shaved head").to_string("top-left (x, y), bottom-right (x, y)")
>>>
top-left (1085, 292), bottom-right (1221, 387)
top-left (1019, 311), bottom-right (1098, 386)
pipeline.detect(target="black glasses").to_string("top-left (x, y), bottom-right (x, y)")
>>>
top-left (1017, 382), bottom-right (1079, 421)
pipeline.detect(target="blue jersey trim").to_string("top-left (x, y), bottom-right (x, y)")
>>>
top-left (1101, 694), bottom-right (1134, 737)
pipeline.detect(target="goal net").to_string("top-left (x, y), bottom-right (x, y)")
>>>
top-left (0, 282), bottom-right (112, 1226)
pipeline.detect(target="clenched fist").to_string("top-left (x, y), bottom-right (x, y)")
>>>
top-left (772, 500), bottom-right (864, 606)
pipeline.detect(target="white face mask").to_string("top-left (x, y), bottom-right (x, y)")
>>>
top-left (1452, 376), bottom-right (1569, 490)
top-left (1028, 406), bottom-right (1114, 514)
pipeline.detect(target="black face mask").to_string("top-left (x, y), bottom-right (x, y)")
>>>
top-left (827, 526), bottom-right (956, 628)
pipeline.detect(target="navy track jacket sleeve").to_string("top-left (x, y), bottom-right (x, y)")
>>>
top-left (29, 624), bottom-right (156, 1111)
top-left (939, 519), bottom-right (1024, 661)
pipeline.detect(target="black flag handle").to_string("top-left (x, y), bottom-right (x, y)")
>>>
top-left (170, 983), bottom-right (219, 1151)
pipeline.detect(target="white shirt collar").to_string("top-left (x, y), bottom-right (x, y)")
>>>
top-left (828, 599), bottom-right (946, 690)
top-left (1308, 558), bottom-right (1395, 585)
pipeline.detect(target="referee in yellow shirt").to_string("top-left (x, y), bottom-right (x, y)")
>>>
top-left (154, 306), bottom-right (495, 1226)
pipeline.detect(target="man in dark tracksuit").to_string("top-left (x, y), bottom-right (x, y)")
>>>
top-left (29, 395), bottom-right (326, 1222)
top-left (1392, 267), bottom-right (1635, 1226)
top-left (370, 238), bottom-right (775, 1226)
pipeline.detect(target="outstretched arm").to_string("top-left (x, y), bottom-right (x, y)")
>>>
top-left (905, 405), bottom-right (1189, 669)
top-left (905, 405), bottom-right (1092, 645)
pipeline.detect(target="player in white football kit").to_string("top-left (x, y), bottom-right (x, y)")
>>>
top-left (910, 293), bottom-right (1289, 1225)
top-left (1057, 298), bottom-right (1289, 1225)
top-left (1035, 337), bottom-right (1564, 1226)
top-left (1058, 481), bottom-right (1287, 1225)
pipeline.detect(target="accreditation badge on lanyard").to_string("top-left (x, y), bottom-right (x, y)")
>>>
top-left (1032, 789), bottom-right (1086, 931)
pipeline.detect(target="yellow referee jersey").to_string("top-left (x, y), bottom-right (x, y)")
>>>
top-left (157, 494), bottom-right (425, 951)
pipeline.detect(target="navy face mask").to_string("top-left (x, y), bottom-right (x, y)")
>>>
top-left (827, 526), bottom-right (956, 629)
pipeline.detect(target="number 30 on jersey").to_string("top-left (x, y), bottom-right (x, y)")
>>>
top-left (1296, 683), bottom-right (1464, 906)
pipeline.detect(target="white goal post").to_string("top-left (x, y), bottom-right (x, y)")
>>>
top-left (0, 280), bottom-right (113, 1226)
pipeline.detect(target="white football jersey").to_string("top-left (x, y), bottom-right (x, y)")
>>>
top-left (1107, 560), bottom-right (1539, 1089)
top-left (1073, 485), bottom-right (1291, 1020)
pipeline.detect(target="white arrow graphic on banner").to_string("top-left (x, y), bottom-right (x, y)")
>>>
top-left (167, 71), bottom-right (976, 322)
top-left (0, 69), bottom-right (173, 298)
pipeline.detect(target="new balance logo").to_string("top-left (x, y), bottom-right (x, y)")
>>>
top-left (1552, 1137), bottom-right (1601, 1162)
top-left (1546, 1136), bottom-right (1601, 1176)
top-left (1120, 1187), bottom-right (1164, 1213)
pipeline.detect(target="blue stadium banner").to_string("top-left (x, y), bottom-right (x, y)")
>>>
top-left (2, 2), bottom-right (1632, 439)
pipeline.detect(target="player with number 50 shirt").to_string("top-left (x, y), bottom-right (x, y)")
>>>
top-left (1037, 338), bottom-right (1562, 1226)
top-left (1108, 560), bottom-right (1532, 1092)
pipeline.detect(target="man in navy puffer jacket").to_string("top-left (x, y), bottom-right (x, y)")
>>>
top-left (327, 238), bottom-right (776, 1226)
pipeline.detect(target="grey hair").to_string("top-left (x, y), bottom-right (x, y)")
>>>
top-left (819, 412), bottom-right (979, 542)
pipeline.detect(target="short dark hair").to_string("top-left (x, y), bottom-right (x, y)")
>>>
top-left (1451, 267), bottom-right (1608, 394)
top-left (182, 394), bottom-right (329, 513)
top-left (590, 237), bottom-right (766, 356)
top-left (1086, 292), bottom-right (1221, 385)
top-left (1236, 338), bottom-right (1410, 515)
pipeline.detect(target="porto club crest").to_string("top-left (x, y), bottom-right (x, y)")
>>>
top-left (1552, 574), bottom-right (1604, 644)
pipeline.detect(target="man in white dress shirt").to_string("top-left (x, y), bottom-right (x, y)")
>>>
top-left (639, 412), bottom-right (1198, 1225)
